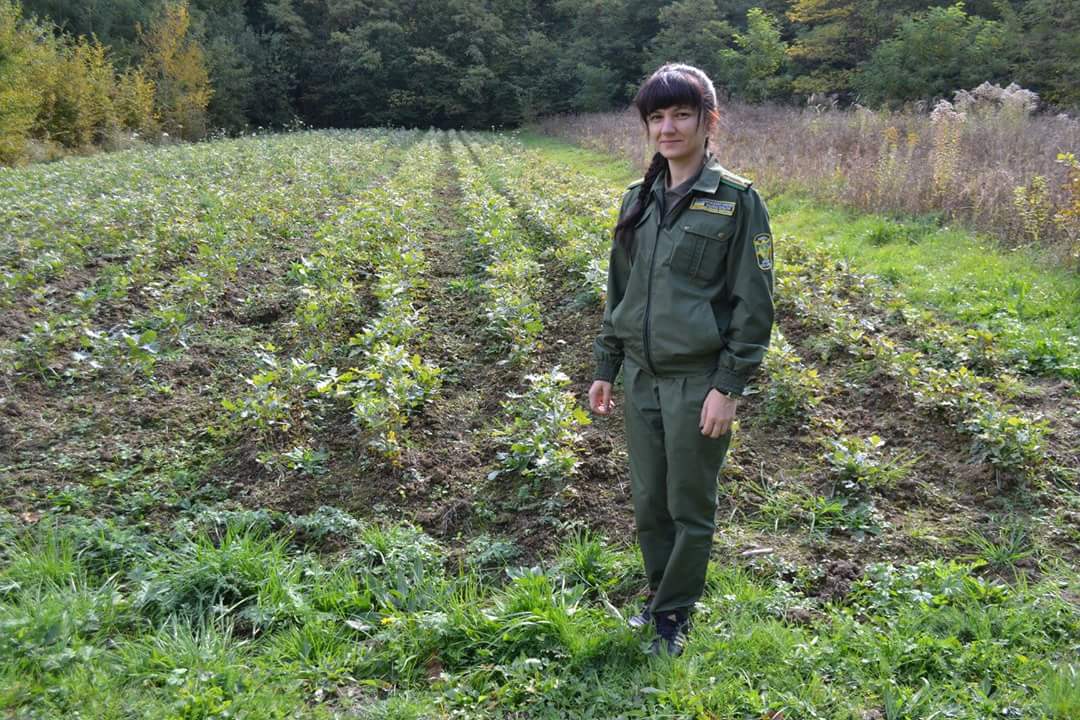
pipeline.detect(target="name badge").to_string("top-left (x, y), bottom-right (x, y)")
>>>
top-left (690, 198), bottom-right (735, 216)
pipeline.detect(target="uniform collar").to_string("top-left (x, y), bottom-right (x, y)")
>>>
top-left (650, 152), bottom-right (725, 202)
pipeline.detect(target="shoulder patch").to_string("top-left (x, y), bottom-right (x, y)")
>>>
top-left (719, 169), bottom-right (752, 191)
top-left (627, 178), bottom-right (644, 189)
top-left (753, 233), bottom-right (773, 271)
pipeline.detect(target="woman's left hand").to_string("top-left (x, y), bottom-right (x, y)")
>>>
top-left (700, 389), bottom-right (737, 438)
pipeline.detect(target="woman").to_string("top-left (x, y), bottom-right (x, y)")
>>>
top-left (588, 63), bottom-right (775, 657)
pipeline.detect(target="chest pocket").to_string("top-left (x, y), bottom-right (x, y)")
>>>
top-left (670, 217), bottom-right (734, 282)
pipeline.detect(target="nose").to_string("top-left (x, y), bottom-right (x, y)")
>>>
top-left (660, 115), bottom-right (676, 134)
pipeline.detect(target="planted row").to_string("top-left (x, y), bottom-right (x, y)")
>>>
top-left (751, 328), bottom-right (906, 538)
top-left (221, 133), bottom-right (445, 468)
top-left (1, 130), bottom-right (400, 310)
top-left (462, 133), bottom-right (619, 303)
top-left (489, 367), bottom-right (592, 506)
top-left (1, 130), bottom-right (407, 382)
top-left (451, 138), bottom-right (545, 364)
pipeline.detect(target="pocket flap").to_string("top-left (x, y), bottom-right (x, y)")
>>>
top-left (682, 222), bottom-right (732, 241)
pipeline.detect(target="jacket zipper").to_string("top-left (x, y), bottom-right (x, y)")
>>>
top-left (643, 233), bottom-right (658, 375)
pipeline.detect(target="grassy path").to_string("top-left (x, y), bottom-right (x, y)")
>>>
top-left (771, 195), bottom-right (1080, 379)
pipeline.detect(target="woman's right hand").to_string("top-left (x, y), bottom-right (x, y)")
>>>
top-left (588, 380), bottom-right (615, 415)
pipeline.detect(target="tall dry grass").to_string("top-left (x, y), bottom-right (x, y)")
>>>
top-left (535, 95), bottom-right (1080, 264)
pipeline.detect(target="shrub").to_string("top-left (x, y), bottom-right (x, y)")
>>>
top-left (0, 0), bottom-right (43, 163)
top-left (1054, 152), bottom-right (1080, 264)
top-left (965, 408), bottom-right (1050, 481)
top-left (761, 333), bottom-right (824, 423)
top-left (821, 434), bottom-right (913, 491)
top-left (490, 367), bottom-right (591, 499)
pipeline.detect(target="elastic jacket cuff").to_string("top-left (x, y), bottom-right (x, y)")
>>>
top-left (710, 368), bottom-right (746, 396)
top-left (594, 359), bottom-right (622, 383)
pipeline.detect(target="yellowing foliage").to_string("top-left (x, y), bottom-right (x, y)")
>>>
top-left (1012, 175), bottom-right (1051, 246)
top-left (1054, 152), bottom-right (1080, 263)
top-left (0, 0), bottom-right (43, 163)
top-left (34, 37), bottom-right (118, 148)
top-left (113, 67), bottom-right (159, 138)
top-left (1, 1), bottom-right (163, 163)
top-left (138, 1), bottom-right (211, 140)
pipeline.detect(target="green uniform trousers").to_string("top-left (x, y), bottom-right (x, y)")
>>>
top-left (623, 358), bottom-right (731, 615)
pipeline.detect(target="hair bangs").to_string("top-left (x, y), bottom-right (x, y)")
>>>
top-left (635, 70), bottom-right (703, 119)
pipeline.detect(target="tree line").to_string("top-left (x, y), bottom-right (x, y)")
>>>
top-left (1, 0), bottom-right (1076, 163)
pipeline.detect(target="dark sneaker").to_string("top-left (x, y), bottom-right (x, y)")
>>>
top-left (649, 609), bottom-right (690, 657)
top-left (627, 593), bottom-right (655, 628)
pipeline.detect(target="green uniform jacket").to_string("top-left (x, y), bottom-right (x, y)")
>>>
top-left (593, 154), bottom-right (775, 396)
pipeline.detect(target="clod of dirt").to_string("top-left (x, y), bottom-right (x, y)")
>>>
top-left (816, 559), bottom-right (862, 603)
top-left (783, 606), bottom-right (826, 625)
top-left (419, 498), bottom-right (472, 536)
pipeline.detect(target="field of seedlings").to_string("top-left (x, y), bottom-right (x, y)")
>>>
top-left (1, 129), bottom-right (1078, 718)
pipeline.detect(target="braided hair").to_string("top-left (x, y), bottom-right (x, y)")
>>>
top-left (614, 64), bottom-right (720, 251)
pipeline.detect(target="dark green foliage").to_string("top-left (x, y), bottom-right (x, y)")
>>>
top-left (853, 3), bottom-right (1012, 107)
top-left (20, 0), bottom-right (152, 61)
top-left (4, 0), bottom-right (1080, 159)
top-left (1014, 0), bottom-right (1080, 109)
top-left (643, 0), bottom-right (740, 91)
top-left (201, 12), bottom-right (257, 131)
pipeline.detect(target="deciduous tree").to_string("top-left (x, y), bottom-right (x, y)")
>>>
top-left (138, 1), bottom-right (212, 139)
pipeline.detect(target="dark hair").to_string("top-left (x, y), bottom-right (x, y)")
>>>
top-left (614, 64), bottom-right (720, 250)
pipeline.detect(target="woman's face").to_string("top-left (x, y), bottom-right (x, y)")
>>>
top-left (646, 104), bottom-right (708, 163)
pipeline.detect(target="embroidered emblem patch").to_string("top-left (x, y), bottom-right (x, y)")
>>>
top-left (753, 233), bottom-right (773, 270)
top-left (690, 198), bottom-right (735, 216)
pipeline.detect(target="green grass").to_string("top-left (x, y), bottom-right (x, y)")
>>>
top-left (772, 195), bottom-right (1080, 377)
top-left (517, 131), bottom-right (638, 186)
top-left (2, 514), bottom-right (1077, 718)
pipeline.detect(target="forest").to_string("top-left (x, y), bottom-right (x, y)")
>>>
top-left (1, 0), bottom-right (1078, 163)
